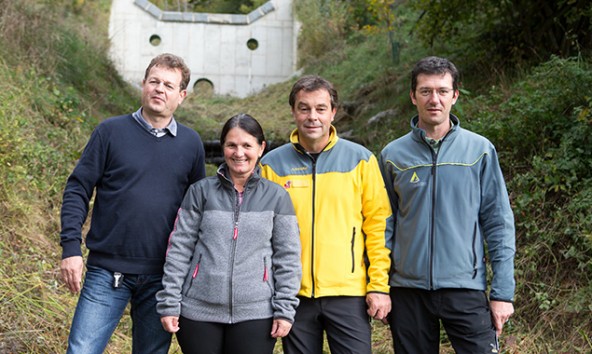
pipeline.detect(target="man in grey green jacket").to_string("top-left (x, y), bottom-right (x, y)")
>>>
top-left (379, 56), bottom-right (515, 354)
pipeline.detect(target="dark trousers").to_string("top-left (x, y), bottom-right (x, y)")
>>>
top-left (389, 287), bottom-right (499, 354)
top-left (176, 317), bottom-right (276, 354)
top-left (282, 296), bottom-right (372, 354)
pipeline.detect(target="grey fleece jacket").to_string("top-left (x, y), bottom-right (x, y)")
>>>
top-left (156, 164), bottom-right (302, 324)
top-left (379, 114), bottom-right (515, 301)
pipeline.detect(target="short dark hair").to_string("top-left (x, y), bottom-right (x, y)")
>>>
top-left (220, 113), bottom-right (266, 147)
top-left (411, 56), bottom-right (460, 92)
top-left (144, 53), bottom-right (191, 90)
top-left (289, 75), bottom-right (338, 110)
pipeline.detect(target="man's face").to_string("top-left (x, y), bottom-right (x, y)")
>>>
top-left (411, 73), bottom-right (459, 130)
top-left (291, 89), bottom-right (336, 152)
top-left (141, 65), bottom-right (187, 122)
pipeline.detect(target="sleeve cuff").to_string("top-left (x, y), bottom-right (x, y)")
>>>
top-left (489, 297), bottom-right (514, 304)
top-left (60, 238), bottom-right (83, 259)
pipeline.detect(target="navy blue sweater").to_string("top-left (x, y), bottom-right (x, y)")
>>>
top-left (60, 114), bottom-right (206, 274)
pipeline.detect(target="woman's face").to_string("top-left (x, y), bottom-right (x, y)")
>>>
top-left (223, 127), bottom-right (265, 181)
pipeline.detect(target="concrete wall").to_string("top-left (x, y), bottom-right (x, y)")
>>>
top-left (108, 0), bottom-right (298, 98)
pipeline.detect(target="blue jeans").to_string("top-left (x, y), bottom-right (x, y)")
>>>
top-left (66, 265), bottom-right (172, 354)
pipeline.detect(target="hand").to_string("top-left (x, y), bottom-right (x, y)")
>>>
top-left (490, 300), bottom-right (514, 335)
top-left (271, 318), bottom-right (292, 338)
top-left (366, 293), bottom-right (391, 324)
top-left (60, 256), bottom-right (84, 294)
top-left (161, 316), bottom-right (180, 333)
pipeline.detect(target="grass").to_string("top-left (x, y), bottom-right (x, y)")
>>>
top-left (177, 79), bottom-right (298, 143)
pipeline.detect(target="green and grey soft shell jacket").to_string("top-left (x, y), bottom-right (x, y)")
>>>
top-left (156, 164), bottom-right (302, 323)
top-left (379, 114), bottom-right (516, 302)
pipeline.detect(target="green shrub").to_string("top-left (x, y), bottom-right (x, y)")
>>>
top-left (294, 0), bottom-right (349, 68)
top-left (466, 57), bottom-right (592, 171)
top-left (463, 57), bottom-right (592, 351)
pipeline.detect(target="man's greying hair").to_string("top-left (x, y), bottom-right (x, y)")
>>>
top-left (289, 75), bottom-right (339, 110)
top-left (144, 53), bottom-right (191, 91)
top-left (411, 56), bottom-right (460, 92)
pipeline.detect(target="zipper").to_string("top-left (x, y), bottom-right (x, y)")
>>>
top-left (472, 223), bottom-right (478, 278)
top-left (310, 155), bottom-right (317, 297)
top-left (426, 129), bottom-right (452, 289)
top-left (350, 227), bottom-right (356, 273)
top-left (187, 253), bottom-right (202, 291)
top-left (263, 257), bottom-right (269, 281)
top-left (233, 191), bottom-right (241, 240)
top-left (428, 145), bottom-right (437, 290)
top-left (192, 253), bottom-right (202, 279)
top-left (295, 143), bottom-right (325, 298)
top-left (228, 188), bottom-right (242, 323)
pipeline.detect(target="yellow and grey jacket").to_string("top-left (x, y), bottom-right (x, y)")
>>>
top-left (260, 126), bottom-right (392, 298)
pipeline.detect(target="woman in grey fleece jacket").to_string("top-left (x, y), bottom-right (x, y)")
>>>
top-left (156, 114), bottom-right (301, 354)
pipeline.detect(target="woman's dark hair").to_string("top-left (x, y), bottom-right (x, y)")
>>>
top-left (411, 56), bottom-right (460, 92)
top-left (220, 113), bottom-right (265, 146)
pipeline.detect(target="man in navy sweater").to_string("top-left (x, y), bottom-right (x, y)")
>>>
top-left (59, 53), bottom-right (206, 354)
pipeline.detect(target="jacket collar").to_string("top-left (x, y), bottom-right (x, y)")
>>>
top-left (290, 125), bottom-right (339, 154)
top-left (410, 114), bottom-right (460, 142)
top-left (216, 163), bottom-right (261, 190)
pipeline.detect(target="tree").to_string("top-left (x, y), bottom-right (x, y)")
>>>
top-left (363, 0), bottom-right (399, 63)
top-left (410, 0), bottom-right (592, 73)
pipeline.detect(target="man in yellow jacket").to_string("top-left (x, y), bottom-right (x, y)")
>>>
top-left (260, 75), bottom-right (392, 354)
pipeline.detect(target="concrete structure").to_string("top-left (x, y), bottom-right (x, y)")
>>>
top-left (108, 0), bottom-right (298, 98)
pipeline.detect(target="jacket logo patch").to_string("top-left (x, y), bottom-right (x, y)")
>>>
top-left (410, 172), bottom-right (420, 184)
top-left (283, 180), bottom-right (309, 189)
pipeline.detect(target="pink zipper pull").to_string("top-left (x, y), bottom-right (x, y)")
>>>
top-left (192, 264), bottom-right (199, 278)
top-left (233, 225), bottom-right (238, 240)
top-left (263, 267), bottom-right (268, 281)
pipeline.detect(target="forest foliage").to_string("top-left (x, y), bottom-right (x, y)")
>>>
top-left (0, 0), bottom-right (591, 352)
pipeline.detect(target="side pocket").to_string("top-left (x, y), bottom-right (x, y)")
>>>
top-left (351, 227), bottom-right (356, 273)
top-left (263, 256), bottom-right (269, 282)
top-left (471, 223), bottom-right (478, 279)
top-left (263, 256), bottom-right (273, 295)
top-left (189, 253), bottom-right (202, 288)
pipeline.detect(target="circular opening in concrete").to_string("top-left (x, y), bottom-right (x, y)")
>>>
top-left (193, 78), bottom-right (214, 98)
top-left (246, 38), bottom-right (259, 51)
top-left (149, 34), bottom-right (161, 46)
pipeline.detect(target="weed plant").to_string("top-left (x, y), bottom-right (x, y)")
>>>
top-left (0, 0), bottom-right (136, 352)
top-left (462, 57), bottom-right (592, 352)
